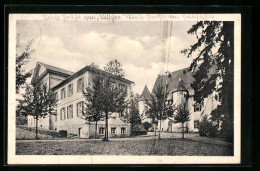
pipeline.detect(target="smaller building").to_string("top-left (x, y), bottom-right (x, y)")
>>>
top-left (138, 67), bottom-right (220, 133)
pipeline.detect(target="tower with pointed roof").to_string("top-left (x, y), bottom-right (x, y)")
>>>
top-left (172, 78), bottom-right (188, 106)
top-left (140, 85), bottom-right (151, 101)
top-left (138, 85), bottom-right (152, 123)
top-left (151, 67), bottom-right (220, 133)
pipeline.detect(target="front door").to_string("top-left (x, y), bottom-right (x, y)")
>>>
top-left (168, 122), bottom-right (172, 132)
top-left (78, 128), bottom-right (82, 137)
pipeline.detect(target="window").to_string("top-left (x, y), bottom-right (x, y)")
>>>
top-left (61, 88), bottom-right (66, 99)
top-left (194, 103), bottom-right (203, 112)
top-left (60, 107), bottom-right (66, 120)
top-left (60, 108), bottom-right (63, 120)
top-left (67, 105), bottom-right (73, 119)
top-left (121, 128), bottom-right (125, 135)
top-left (99, 128), bottom-right (105, 135)
top-left (55, 110), bottom-right (57, 122)
top-left (194, 120), bottom-right (199, 128)
top-left (111, 128), bottom-right (116, 135)
top-left (77, 78), bottom-right (84, 92)
top-left (54, 92), bottom-right (58, 100)
top-left (67, 84), bottom-right (73, 97)
top-left (215, 94), bottom-right (219, 101)
top-left (76, 101), bottom-right (84, 117)
top-left (119, 84), bottom-right (127, 91)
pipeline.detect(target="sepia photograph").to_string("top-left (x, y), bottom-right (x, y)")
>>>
top-left (8, 13), bottom-right (241, 164)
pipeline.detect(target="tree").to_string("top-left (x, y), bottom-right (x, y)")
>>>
top-left (82, 74), bottom-right (127, 141)
top-left (174, 102), bottom-right (190, 139)
top-left (145, 83), bottom-right (174, 139)
top-left (121, 92), bottom-right (143, 135)
top-left (104, 59), bottom-right (125, 78)
top-left (82, 77), bottom-right (104, 138)
top-left (102, 79), bottom-right (127, 141)
top-left (16, 34), bottom-right (34, 93)
top-left (181, 21), bottom-right (234, 141)
top-left (18, 84), bottom-right (57, 139)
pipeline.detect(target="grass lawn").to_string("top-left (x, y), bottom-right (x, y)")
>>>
top-left (16, 127), bottom-right (54, 140)
top-left (16, 138), bottom-right (233, 156)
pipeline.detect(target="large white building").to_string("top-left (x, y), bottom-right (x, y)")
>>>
top-left (27, 62), bottom-right (134, 138)
top-left (139, 67), bottom-right (220, 133)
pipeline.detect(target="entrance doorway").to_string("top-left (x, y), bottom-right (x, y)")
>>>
top-left (168, 121), bottom-right (172, 132)
top-left (78, 128), bottom-right (82, 137)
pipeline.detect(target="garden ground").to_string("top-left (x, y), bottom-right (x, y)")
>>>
top-left (16, 138), bottom-right (233, 156)
top-left (16, 127), bottom-right (233, 156)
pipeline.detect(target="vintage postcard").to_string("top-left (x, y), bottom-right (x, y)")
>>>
top-left (8, 13), bottom-right (241, 164)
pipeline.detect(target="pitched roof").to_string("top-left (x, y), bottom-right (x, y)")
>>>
top-left (52, 65), bottom-right (134, 90)
top-left (176, 79), bottom-right (188, 92)
top-left (152, 68), bottom-right (195, 99)
top-left (152, 66), bottom-right (218, 100)
top-left (139, 85), bottom-right (151, 101)
top-left (38, 62), bottom-right (74, 76)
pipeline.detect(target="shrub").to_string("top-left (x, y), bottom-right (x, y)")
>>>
top-left (198, 117), bottom-right (210, 136)
top-left (16, 116), bottom-right (27, 125)
top-left (58, 130), bottom-right (67, 138)
top-left (208, 125), bottom-right (218, 138)
top-left (142, 122), bottom-right (152, 131)
top-left (218, 119), bottom-right (234, 142)
top-left (199, 116), bottom-right (219, 138)
top-left (132, 124), bottom-right (147, 136)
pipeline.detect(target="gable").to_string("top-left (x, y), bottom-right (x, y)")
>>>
top-left (31, 62), bottom-right (74, 85)
top-left (37, 65), bottom-right (46, 78)
top-left (31, 63), bottom-right (48, 84)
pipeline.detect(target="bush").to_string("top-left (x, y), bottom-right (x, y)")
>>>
top-left (198, 116), bottom-right (218, 138)
top-left (208, 125), bottom-right (218, 138)
top-left (58, 130), bottom-right (67, 138)
top-left (218, 120), bottom-right (234, 142)
top-left (142, 122), bottom-right (152, 131)
top-left (178, 127), bottom-right (188, 133)
top-left (131, 124), bottom-right (147, 136)
top-left (16, 116), bottom-right (27, 125)
top-left (198, 117), bottom-right (210, 136)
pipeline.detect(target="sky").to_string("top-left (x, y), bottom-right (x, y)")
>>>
top-left (16, 19), bottom-right (197, 95)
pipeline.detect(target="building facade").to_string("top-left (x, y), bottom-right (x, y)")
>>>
top-left (28, 62), bottom-right (133, 138)
top-left (139, 67), bottom-right (220, 133)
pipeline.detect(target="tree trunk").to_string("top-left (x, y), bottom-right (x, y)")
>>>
top-left (182, 123), bottom-right (184, 139)
top-left (154, 124), bottom-right (156, 136)
top-left (131, 123), bottom-right (134, 136)
top-left (104, 111), bottom-right (109, 141)
top-left (35, 116), bottom-right (38, 140)
top-left (95, 121), bottom-right (98, 139)
top-left (159, 113), bottom-right (162, 139)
